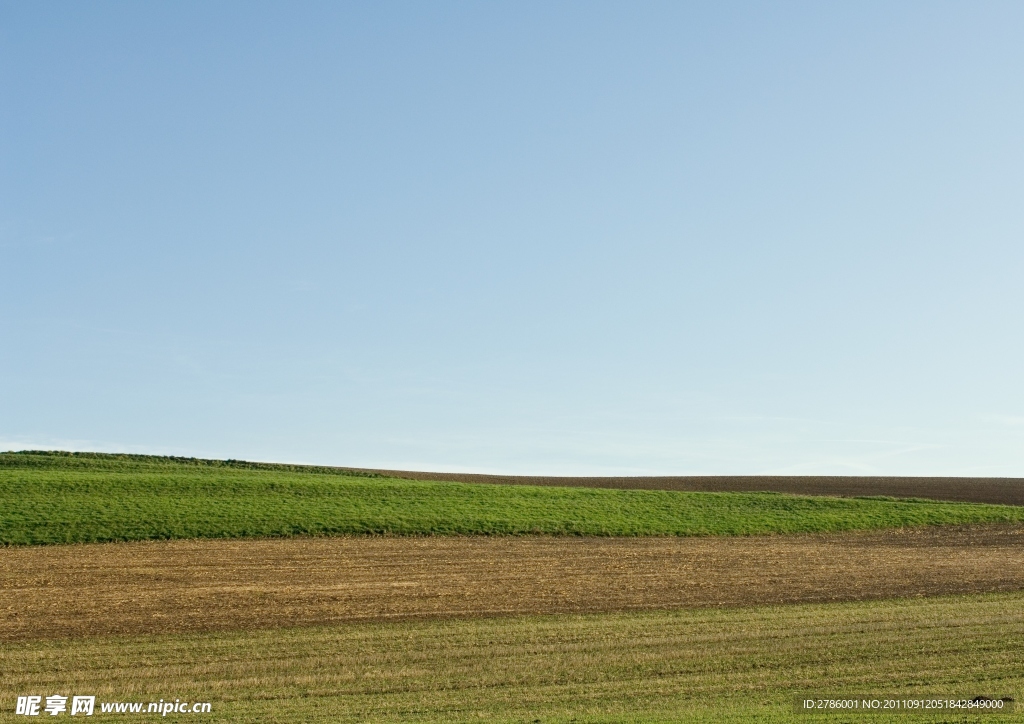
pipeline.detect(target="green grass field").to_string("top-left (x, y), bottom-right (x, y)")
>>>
top-left (2, 592), bottom-right (1020, 723)
top-left (3, 451), bottom-right (1024, 545)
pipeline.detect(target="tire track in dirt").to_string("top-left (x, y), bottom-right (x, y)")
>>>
top-left (3, 525), bottom-right (1024, 641)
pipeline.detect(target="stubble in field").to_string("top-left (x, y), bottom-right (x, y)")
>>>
top-left (2, 593), bottom-right (1021, 722)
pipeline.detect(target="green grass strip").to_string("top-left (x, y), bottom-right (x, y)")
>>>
top-left (2, 451), bottom-right (1023, 545)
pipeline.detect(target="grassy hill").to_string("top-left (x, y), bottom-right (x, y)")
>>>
top-left (2, 451), bottom-right (1024, 545)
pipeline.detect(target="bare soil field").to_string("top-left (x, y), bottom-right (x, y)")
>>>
top-left (352, 469), bottom-right (1024, 505)
top-left (3, 525), bottom-right (1024, 642)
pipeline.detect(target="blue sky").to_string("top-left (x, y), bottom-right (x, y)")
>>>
top-left (2, 2), bottom-right (1023, 475)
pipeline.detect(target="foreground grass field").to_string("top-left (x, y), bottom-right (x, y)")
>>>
top-left (4, 452), bottom-right (1024, 545)
top-left (2, 592), bottom-right (1021, 723)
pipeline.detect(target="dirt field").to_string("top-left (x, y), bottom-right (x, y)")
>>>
top-left (3, 525), bottom-right (1024, 642)
top-left (352, 469), bottom-right (1024, 505)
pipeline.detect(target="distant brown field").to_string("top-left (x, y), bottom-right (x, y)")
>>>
top-left (4, 524), bottom-right (1024, 642)
top-left (350, 468), bottom-right (1024, 505)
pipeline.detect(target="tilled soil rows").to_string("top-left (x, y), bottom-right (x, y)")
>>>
top-left (3, 525), bottom-right (1024, 641)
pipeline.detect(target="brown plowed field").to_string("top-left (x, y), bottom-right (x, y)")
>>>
top-left (349, 469), bottom-right (1024, 505)
top-left (3, 525), bottom-right (1024, 642)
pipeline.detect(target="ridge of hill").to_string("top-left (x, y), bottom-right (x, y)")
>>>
top-left (6, 450), bottom-right (1022, 505)
top-left (2, 451), bottom-right (1024, 545)
top-left (355, 468), bottom-right (1024, 506)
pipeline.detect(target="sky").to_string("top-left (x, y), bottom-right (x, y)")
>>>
top-left (2, 1), bottom-right (1023, 475)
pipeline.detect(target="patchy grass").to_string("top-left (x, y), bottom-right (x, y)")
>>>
top-left (2, 592), bottom-right (1022, 722)
top-left (3, 451), bottom-right (1024, 545)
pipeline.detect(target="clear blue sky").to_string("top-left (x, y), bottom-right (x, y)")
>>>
top-left (3, 2), bottom-right (1023, 475)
